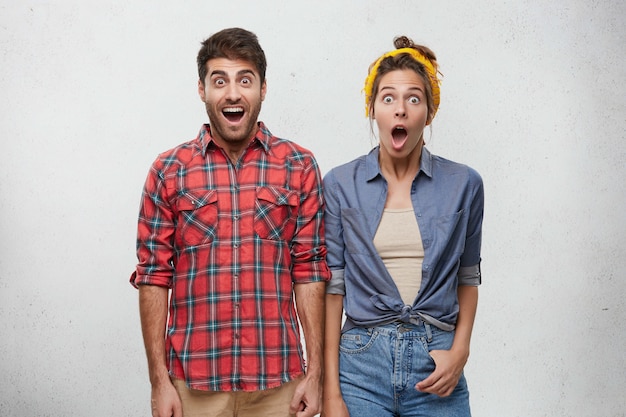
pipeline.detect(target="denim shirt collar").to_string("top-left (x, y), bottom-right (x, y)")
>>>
top-left (365, 145), bottom-right (434, 182)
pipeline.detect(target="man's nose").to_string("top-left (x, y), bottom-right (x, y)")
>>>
top-left (225, 83), bottom-right (242, 101)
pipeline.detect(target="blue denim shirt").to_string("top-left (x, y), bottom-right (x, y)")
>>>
top-left (324, 146), bottom-right (484, 331)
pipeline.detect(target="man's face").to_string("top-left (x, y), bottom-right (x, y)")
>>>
top-left (198, 58), bottom-right (266, 155)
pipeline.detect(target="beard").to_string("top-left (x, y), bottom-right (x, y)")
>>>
top-left (204, 98), bottom-right (263, 147)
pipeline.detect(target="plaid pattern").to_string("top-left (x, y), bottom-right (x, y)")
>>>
top-left (131, 122), bottom-right (330, 391)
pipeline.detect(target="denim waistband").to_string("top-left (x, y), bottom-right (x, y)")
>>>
top-left (376, 320), bottom-right (426, 333)
top-left (343, 313), bottom-right (455, 333)
top-left (371, 321), bottom-right (434, 341)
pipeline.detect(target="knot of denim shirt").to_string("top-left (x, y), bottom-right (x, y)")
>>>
top-left (371, 294), bottom-right (413, 323)
top-left (400, 305), bottom-right (413, 322)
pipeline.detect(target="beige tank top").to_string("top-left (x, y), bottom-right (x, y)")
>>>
top-left (373, 208), bottom-right (424, 305)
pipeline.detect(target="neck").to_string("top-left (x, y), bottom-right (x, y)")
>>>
top-left (209, 126), bottom-right (258, 164)
top-left (224, 146), bottom-right (248, 164)
top-left (379, 141), bottom-right (423, 181)
top-left (212, 141), bottom-right (248, 165)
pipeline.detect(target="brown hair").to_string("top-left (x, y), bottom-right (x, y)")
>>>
top-left (368, 36), bottom-right (439, 122)
top-left (197, 28), bottom-right (267, 85)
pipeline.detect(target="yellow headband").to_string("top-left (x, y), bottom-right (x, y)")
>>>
top-left (363, 47), bottom-right (440, 117)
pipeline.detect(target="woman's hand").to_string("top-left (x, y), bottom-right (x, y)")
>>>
top-left (415, 347), bottom-right (468, 397)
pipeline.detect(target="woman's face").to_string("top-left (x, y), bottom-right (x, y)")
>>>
top-left (372, 69), bottom-right (429, 161)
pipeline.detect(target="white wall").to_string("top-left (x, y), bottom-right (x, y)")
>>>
top-left (1, 1), bottom-right (625, 416)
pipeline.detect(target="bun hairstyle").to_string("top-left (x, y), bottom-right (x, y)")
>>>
top-left (393, 36), bottom-right (438, 69)
top-left (364, 36), bottom-right (441, 121)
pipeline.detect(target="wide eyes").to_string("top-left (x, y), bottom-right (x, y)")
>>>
top-left (380, 95), bottom-right (421, 104)
top-left (212, 77), bottom-right (253, 87)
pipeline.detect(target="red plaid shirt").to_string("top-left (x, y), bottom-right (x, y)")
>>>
top-left (131, 122), bottom-right (330, 391)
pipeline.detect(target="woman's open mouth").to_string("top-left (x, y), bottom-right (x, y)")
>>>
top-left (391, 126), bottom-right (408, 149)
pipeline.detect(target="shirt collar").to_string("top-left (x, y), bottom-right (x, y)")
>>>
top-left (199, 121), bottom-right (272, 157)
top-left (365, 145), bottom-right (434, 181)
top-left (420, 146), bottom-right (433, 178)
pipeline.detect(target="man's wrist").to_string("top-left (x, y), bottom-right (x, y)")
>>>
top-left (304, 364), bottom-right (323, 380)
top-left (149, 368), bottom-right (172, 386)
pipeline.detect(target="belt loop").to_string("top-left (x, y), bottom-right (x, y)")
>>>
top-left (424, 323), bottom-right (433, 342)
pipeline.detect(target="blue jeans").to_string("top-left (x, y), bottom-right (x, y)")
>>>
top-left (339, 322), bottom-right (471, 417)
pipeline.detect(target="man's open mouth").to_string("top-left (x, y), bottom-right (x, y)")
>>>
top-left (223, 107), bottom-right (244, 123)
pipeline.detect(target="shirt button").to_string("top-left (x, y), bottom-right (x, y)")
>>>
top-left (233, 215), bottom-right (240, 220)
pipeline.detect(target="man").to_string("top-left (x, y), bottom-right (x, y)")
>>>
top-left (130, 27), bottom-right (330, 417)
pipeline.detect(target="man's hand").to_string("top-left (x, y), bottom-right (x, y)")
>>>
top-left (289, 374), bottom-right (322, 417)
top-left (292, 281), bottom-right (326, 416)
top-left (415, 348), bottom-right (467, 397)
top-left (150, 380), bottom-right (183, 417)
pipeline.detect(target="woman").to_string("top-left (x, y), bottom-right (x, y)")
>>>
top-left (322, 36), bottom-right (484, 417)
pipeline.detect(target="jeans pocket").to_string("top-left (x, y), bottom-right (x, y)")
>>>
top-left (420, 327), bottom-right (455, 366)
top-left (339, 328), bottom-right (378, 354)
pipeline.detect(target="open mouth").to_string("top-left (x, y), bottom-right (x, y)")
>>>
top-left (222, 107), bottom-right (244, 123)
top-left (391, 126), bottom-right (408, 148)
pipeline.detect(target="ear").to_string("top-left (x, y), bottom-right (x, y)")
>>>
top-left (260, 79), bottom-right (267, 102)
top-left (198, 79), bottom-right (206, 102)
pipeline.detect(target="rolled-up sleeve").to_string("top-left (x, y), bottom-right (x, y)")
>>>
top-left (323, 171), bottom-right (346, 294)
top-left (458, 167), bottom-right (484, 286)
top-left (326, 269), bottom-right (345, 295)
top-left (290, 155), bottom-right (331, 284)
top-left (130, 158), bottom-right (175, 289)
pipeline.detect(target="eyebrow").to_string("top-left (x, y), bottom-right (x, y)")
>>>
top-left (209, 69), bottom-right (257, 79)
top-left (380, 85), bottom-right (424, 93)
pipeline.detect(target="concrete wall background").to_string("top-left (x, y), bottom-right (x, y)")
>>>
top-left (1, 1), bottom-right (625, 416)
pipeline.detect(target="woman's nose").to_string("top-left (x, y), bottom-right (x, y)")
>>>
top-left (395, 104), bottom-right (406, 117)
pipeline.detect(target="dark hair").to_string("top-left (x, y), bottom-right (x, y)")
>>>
top-left (197, 28), bottom-right (267, 84)
top-left (369, 36), bottom-right (439, 121)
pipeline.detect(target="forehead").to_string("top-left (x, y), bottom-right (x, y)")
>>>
top-left (377, 69), bottom-right (425, 91)
top-left (206, 57), bottom-right (259, 78)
